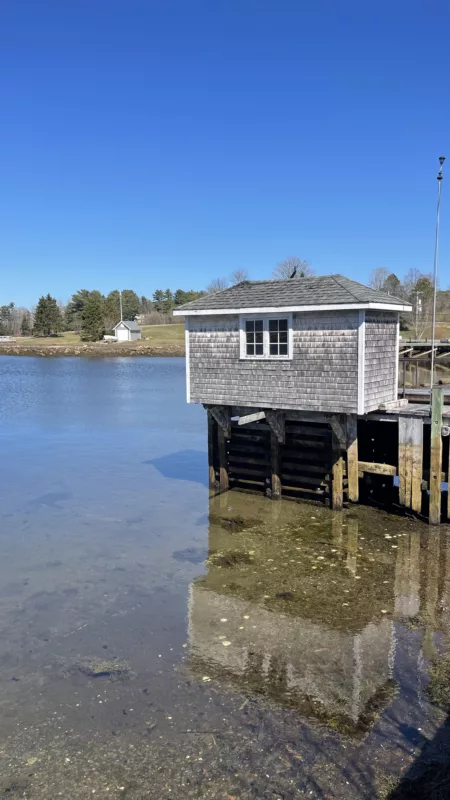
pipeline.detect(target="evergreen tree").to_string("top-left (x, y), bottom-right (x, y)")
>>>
top-left (381, 273), bottom-right (401, 297)
top-left (21, 311), bottom-right (32, 336)
top-left (33, 294), bottom-right (63, 336)
top-left (152, 289), bottom-right (165, 313)
top-left (81, 291), bottom-right (105, 341)
top-left (65, 289), bottom-right (91, 331)
top-left (121, 289), bottom-right (140, 320)
top-left (0, 302), bottom-right (15, 335)
top-left (174, 289), bottom-right (205, 306)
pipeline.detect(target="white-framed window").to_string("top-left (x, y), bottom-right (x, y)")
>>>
top-left (239, 314), bottom-right (293, 360)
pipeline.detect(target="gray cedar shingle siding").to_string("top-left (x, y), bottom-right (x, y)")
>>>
top-left (364, 312), bottom-right (398, 412)
top-left (189, 311), bottom-right (360, 413)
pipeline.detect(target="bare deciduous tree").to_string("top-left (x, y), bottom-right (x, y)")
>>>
top-left (272, 257), bottom-right (313, 280)
top-left (207, 277), bottom-right (229, 294)
top-left (369, 267), bottom-right (390, 290)
top-left (230, 269), bottom-right (249, 284)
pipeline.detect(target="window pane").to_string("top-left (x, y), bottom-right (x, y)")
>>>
top-left (247, 332), bottom-right (255, 344)
top-left (245, 320), bottom-right (254, 333)
top-left (269, 319), bottom-right (278, 332)
top-left (279, 331), bottom-right (288, 343)
top-left (279, 343), bottom-right (288, 356)
top-left (255, 343), bottom-right (263, 356)
top-left (269, 332), bottom-right (278, 344)
top-left (255, 320), bottom-right (263, 332)
top-left (279, 319), bottom-right (288, 331)
top-left (270, 343), bottom-right (278, 356)
top-left (246, 343), bottom-right (255, 356)
top-left (255, 331), bottom-right (263, 344)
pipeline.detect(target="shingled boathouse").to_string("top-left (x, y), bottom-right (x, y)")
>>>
top-left (174, 275), bottom-right (450, 524)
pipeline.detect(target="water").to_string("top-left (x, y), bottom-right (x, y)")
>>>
top-left (0, 356), bottom-right (449, 799)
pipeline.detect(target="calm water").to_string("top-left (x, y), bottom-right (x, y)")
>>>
top-left (0, 356), bottom-right (449, 799)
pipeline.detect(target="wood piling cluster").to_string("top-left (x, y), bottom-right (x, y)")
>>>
top-left (206, 388), bottom-right (450, 525)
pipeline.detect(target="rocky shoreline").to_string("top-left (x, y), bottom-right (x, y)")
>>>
top-left (0, 342), bottom-right (185, 358)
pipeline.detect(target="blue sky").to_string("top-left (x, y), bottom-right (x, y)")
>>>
top-left (1, 0), bottom-right (449, 306)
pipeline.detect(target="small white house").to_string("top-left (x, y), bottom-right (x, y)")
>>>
top-left (113, 320), bottom-right (142, 342)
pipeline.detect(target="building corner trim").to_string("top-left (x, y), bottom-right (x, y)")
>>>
top-left (357, 310), bottom-right (365, 414)
top-left (185, 317), bottom-right (190, 403)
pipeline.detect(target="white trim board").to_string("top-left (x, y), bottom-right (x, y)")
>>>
top-left (394, 314), bottom-right (400, 399)
top-left (174, 302), bottom-right (412, 316)
top-left (357, 310), bottom-right (366, 415)
top-left (185, 318), bottom-right (190, 403)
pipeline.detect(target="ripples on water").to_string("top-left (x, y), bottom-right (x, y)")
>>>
top-left (0, 357), bottom-right (449, 799)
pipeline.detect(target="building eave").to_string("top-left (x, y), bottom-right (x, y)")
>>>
top-left (173, 302), bottom-right (412, 316)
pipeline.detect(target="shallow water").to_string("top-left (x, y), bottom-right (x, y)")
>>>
top-left (0, 356), bottom-right (449, 799)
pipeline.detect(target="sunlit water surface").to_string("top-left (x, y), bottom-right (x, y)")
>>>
top-left (0, 357), bottom-right (449, 799)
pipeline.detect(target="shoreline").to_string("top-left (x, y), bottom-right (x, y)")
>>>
top-left (0, 342), bottom-right (185, 358)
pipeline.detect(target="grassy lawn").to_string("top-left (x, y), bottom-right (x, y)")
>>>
top-left (13, 324), bottom-right (185, 349)
top-left (18, 331), bottom-right (82, 345)
top-left (141, 323), bottom-right (184, 343)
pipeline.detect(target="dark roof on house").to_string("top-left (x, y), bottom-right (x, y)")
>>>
top-left (173, 275), bottom-right (412, 314)
top-left (114, 320), bottom-right (141, 331)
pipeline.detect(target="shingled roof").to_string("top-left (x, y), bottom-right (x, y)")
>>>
top-left (173, 275), bottom-right (412, 315)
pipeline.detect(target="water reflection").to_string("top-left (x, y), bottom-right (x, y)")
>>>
top-left (189, 494), bottom-right (450, 739)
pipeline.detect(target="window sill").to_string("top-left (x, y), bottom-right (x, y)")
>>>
top-left (239, 356), bottom-right (292, 362)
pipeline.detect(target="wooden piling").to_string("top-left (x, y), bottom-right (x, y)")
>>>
top-left (218, 427), bottom-right (229, 493)
top-left (207, 411), bottom-right (217, 490)
top-left (346, 415), bottom-right (359, 503)
top-left (270, 431), bottom-right (281, 500)
top-left (448, 436), bottom-right (450, 522)
top-left (331, 429), bottom-right (344, 511)
top-left (410, 417), bottom-right (423, 514)
top-left (430, 387), bottom-right (444, 525)
top-left (398, 415), bottom-right (424, 514)
top-left (398, 417), bottom-right (409, 507)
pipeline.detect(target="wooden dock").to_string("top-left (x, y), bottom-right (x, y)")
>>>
top-left (206, 388), bottom-right (450, 525)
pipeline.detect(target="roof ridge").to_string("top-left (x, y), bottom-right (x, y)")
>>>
top-left (331, 274), bottom-right (361, 302)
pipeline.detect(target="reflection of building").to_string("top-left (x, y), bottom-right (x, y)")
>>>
top-left (189, 584), bottom-right (394, 727)
top-left (188, 493), bottom-right (450, 743)
top-left (188, 497), bottom-right (416, 735)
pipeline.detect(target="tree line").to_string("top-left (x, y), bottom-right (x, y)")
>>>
top-left (1, 257), bottom-right (449, 341)
top-left (0, 287), bottom-right (207, 341)
top-left (368, 266), bottom-right (450, 338)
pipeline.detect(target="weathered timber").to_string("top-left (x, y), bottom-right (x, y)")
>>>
top-left (238, 411), bottom-right (266, 426)
top-left (346, 415), bottom-right (359, 502)
top-left (207, 411), bottom-right (217, 490)
top-left (448, 437), bottom-right (450, 521)
top-left (358, 461), bottom-right (397, 476)
top-left (330, 417), bottom-right (347, 449)
top-left (218, 427), bottom-right (229, 493)
top-left (398, 417), bottom-right (408, 507)
top-left (282, 461), bottom-right (331, 474)
top-left (285, 424), bottom-right (330, 437)
top-left (208, 405), bottom-right (231, 438)
top-left (270, 431), bottom-right (281, 499)
top-left (266, 410), bottom-right (285, 444)
top-left (404, 417), bottom-right (413, 509)
top-left (230, 465), bottom-right (267, 477)
top-left (228, 454), bottom-right (267, 466)
top-left (331, 425), bottom-right (344, 511)
top-left (430, 387), bottom-right (444, 525)
top-left (379, 398), bottom-right (409, 411)
top-left (410, 417), bottom-right (423, 514)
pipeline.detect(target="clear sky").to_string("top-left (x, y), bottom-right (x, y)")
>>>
top-left (1, 0), bottom-right (449, 307)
